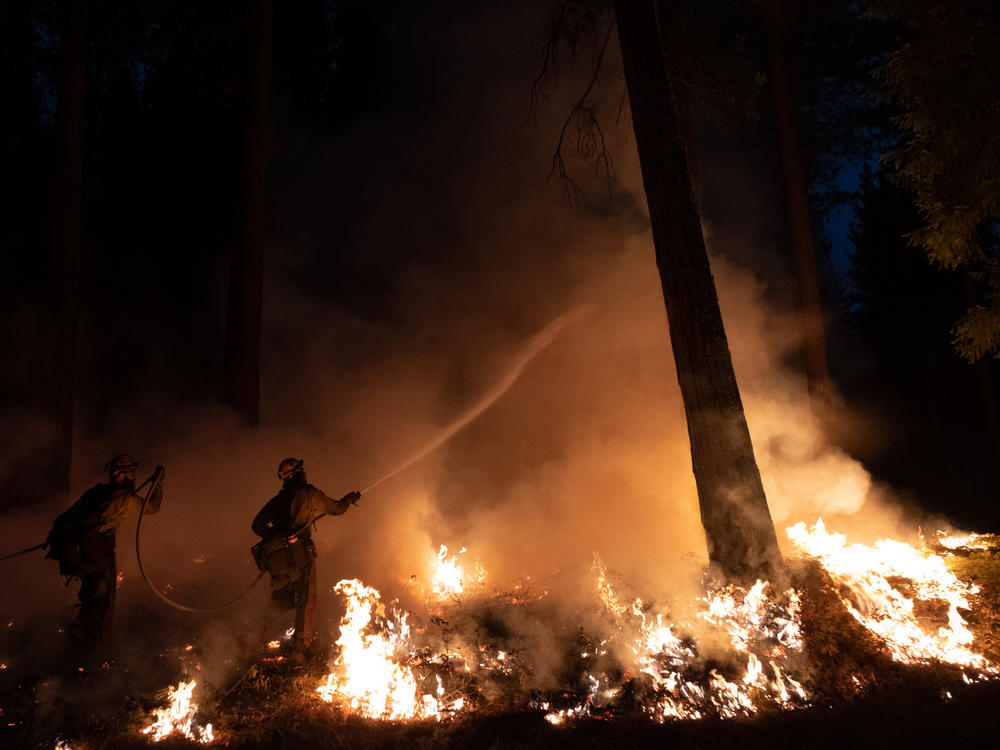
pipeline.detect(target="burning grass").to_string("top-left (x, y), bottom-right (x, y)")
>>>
top-left (6, 521), bottom-right (1000, 748)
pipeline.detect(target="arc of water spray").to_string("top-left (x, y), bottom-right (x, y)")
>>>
top-left (361, 308), bottom-right (587, 495)
top-left (130, 309), bottom-right (584, 614)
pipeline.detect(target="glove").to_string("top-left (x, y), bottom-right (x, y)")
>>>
top-left (344, 491), bottom-right (361, 505)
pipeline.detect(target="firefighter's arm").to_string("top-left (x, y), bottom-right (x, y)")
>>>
top-left (144, 467), bottom-right (166, 514)
top-left (127, 466), bottom-right (166, 516)
top-left (105, 467), bottom-right (166, 526)
top-left (309, 486), bottom-right (360, 518)
top-left (252, 504), bottom-right (276, 538)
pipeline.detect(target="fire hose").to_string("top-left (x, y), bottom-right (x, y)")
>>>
top-left (135, 470), bottom-right (265, 614)
top-left (19, 309), bottom-right (582, 611)
top-left (0, 542), bottom-right (46, 562)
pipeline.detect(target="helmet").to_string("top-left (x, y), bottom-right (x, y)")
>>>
top-left (277, 457), bottom-right (304, 481)
top-left (105, 453), bottom-right (139, 476)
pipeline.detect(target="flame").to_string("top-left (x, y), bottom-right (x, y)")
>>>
top-left (430, 545), bottom-right (486, 601)
top-left (141, 680), bottom-right (214, 743)
top-left (318, 522), bottom-right (994, 726)
top-left (316, 579), bottom-right (464, 720)
top-left (594, 553), bottom-right (629, 622)
top-left (936, 531), bottom-right (990, 551)
top-left (540, 558), bottom-right (812, 724)
top-left (788, 518), bottom-right (995, 671)
top-left (629, 580), bottom-right (808, 721)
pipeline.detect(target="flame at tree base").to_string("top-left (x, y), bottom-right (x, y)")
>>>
top-left (309, 525), bottom-right (997, 726)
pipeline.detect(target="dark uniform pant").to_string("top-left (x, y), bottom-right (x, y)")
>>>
top-left (269, 558), bottom-right (317, 649)
top-left (72, 550), bottom-right (116, 649)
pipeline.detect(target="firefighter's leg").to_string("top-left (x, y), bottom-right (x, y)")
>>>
top-left (72, 567), bottom-right (112, 650)
top-left (291, 559), bottom-right (317, 660)
top-left (248, 577), bottom-right (295, 651)
top-left (102, 551), bottom-right (117, 645)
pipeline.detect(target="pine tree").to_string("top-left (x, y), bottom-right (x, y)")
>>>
top-left (870, 0), bottom-right (1000, 361)
top-left (616, 0), bottom-right (783, 581)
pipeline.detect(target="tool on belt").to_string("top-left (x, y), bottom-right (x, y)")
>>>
top-left (250, 533), bottom-right (317, 581)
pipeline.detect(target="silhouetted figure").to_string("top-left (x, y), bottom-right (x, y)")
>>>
top-left (45, 454), bottom-right (165, 651)
top-left (252, 457), bottom-right (360, 662)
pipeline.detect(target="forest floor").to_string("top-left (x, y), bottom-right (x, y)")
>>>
top-left (4, 538), bottom-right (1000, 750)
top-left (7, 672), bottom-right (1000, 749)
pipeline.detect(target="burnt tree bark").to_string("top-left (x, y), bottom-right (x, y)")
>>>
top-left (760, 0), bottom-right (832, 412)
top-left (225, 0), bottom-right (272, 425)
top-left (615, 0), bottom-right (783, 581)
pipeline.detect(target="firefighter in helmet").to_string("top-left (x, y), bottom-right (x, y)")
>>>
top-left (252, 457), bottom-right (360, 661)
top-left (45, 454), bottom-right (165, 651)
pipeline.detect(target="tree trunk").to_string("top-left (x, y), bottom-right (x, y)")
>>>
top-left (760, 0), bottom-right (832, 413)
top-left (43, 0), bottom-right (89, 497)
top-left (225, 0), bottom-right (272, 425)
top-left (614, 0), bottom-right (783, 581)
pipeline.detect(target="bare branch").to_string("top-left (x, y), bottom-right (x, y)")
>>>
top-left (546, 14), bottom-right (618, 202)
top-left (529, 0), bottom-right (573, 125)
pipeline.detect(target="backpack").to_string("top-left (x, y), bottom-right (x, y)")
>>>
top-left (45, 485), bottom-right (116, 577)
top-left (45, 527), bottom-right (115, 577)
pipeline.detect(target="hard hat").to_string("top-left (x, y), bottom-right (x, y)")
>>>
top-left (105, 453), bottom-right (139, 475)
top-left (277, 457), bottom-right (304, 480)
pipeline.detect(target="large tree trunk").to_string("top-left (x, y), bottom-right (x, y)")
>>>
top-left (615, 0), bottom-right (782, 581)
top-left (760, 0), bottom-right (832, 413)
top-left (42, 0), bottom-right (89, 497)
top-left (225, 0), bottom-right (272, 425)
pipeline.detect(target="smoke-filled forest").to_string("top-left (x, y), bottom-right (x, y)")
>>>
top-left (3, 1), bottom-right (1000, 748)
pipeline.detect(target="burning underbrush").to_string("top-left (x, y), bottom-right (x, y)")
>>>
top-left (8, 521), bottom-right (1000, 748)
top-left (301, 523), bottom-right (998, 729)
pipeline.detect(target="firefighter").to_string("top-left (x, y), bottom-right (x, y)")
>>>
top-left (45, 454), bottom-right (165, 651)
top-left (251, 457), bottom-right (360, 662)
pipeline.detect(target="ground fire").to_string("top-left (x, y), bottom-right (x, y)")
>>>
top-left (3, 516), bottom-right (995, 747)
top-left (142, 680), bottom-right (214, 743)
top-left (121, 517), bottom-right (997, 746)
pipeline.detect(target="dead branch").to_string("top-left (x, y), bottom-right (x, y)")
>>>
top-left (541, 12), bottom-right (619, 205)
top-left (529, 0), bottom-right (574, 124)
